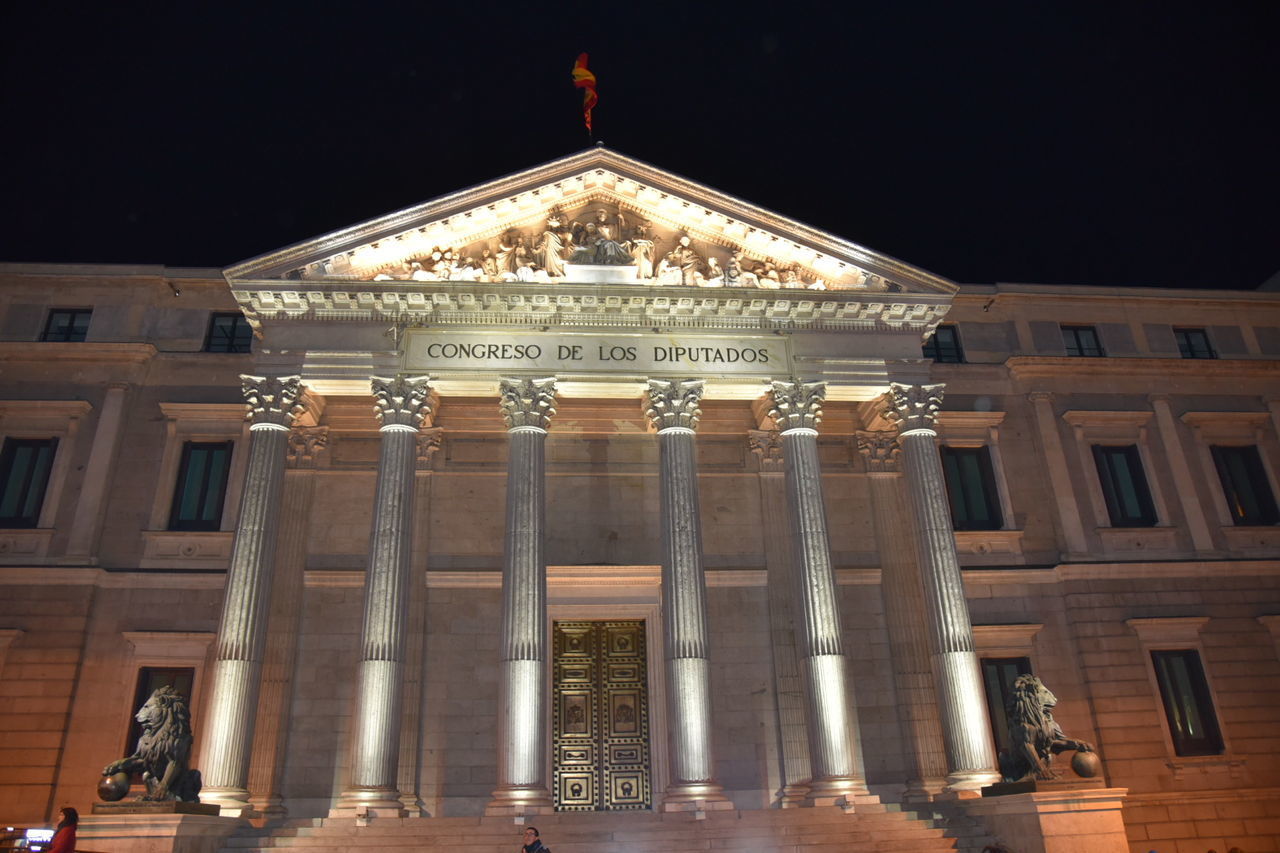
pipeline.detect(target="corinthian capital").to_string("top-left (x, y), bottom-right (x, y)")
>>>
top-left (371, 375), bottom-right (432, 429)
top-left (767, 379), bottom-right (825, 432)
top-left (747, 429), bottom-right (784, 470)
top-left (499, 377), bottom-right (557, 431)
top-left (644, 379), bottom-right (703, 432)
top-left (240, 375), bottom-right (305, 428)
top-left (287, 426), bottom-right (329, 468)
top-left (856, 430), bottom-right (900, 473)
top-left (883, 383), bottom-right (945, 434)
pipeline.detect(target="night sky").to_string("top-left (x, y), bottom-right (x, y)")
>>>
top-left (2, 2), bottom-right (1276, 290)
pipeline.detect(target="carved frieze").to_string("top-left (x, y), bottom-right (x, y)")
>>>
top-left (856, 430), bottom-right (900, 473)
top-left (240, 375), bottom-right (305, 428)
top-left (883, 383), bottom-right (945, 434)
top-left (643, 379), bottom-right (703, 432)
top-left (499, 377), bottom-right (558, 431)
top-left (767, 380), bottom-right (825, 432)
top-left (371, 375), bottom-right (433, 429)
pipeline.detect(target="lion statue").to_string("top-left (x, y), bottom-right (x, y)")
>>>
top-left (1000, 674), bottom-right (1094, 782)
top-left (103, 685), bottom-right (202, 802)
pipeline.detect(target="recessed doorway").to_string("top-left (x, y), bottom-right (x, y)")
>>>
top-left (552, 620), bottom-right (652, 810)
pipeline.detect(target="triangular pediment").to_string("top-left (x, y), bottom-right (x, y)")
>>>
top-left (224, 147), bottom-right (955, 296)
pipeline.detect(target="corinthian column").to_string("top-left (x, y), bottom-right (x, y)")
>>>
top-left (488, 378), bottom-right (557, 815)
top-left (335, 376), bottom-right (432, 816)
top-left (200, 375), bottom-right (303, 815)
top-left (767, 380), bottom-right (867, 803)
top-left (644, 379), bottom-right (729, 810)
top-left (883, 383), bottom-right (1000, 791)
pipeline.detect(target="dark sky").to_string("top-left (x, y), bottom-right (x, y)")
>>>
top-left (2, 2), bottom-right (1276, 289)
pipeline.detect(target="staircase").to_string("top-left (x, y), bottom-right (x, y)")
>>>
top-left (220, 802), bottom-right (960, 853)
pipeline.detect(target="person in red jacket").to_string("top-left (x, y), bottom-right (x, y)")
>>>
top-left (48, 807), bottom-right (77, 853)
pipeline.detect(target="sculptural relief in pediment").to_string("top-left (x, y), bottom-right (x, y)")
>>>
top-left (308, 200), bottom-right (861, 292)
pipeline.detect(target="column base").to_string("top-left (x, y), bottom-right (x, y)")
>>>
top-left (806, 776), bottom-right (871, 807)
top-left (329, 786), bottom-right (408, 818)
top-left (198, 786), bottom-right (256, 818)
top-left (902, 777), bottom-right (946, 804)
top-left (944, 768), bottom-right (1003, 793)
top-left (661, 782), bottom-right (733, 812)
top-left (776, 783), bottom-right (811, 808)
top-left (247, 794), bottom-right (286, 826)
top-left (485, 785), bottom-right (554, 816)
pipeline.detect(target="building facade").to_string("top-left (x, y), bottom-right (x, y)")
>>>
top-left (1, 149), bottom-right (1279, 851)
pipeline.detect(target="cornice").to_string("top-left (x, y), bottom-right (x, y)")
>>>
top-left (0, 400), bottom-right (93, 419)
top-left (0, 342), bottom-right (157, 365)
top-left (1062, 410), bottom-right (1153, 429)
top-left (158, 402), bottom-right (248, 422)
top-left (0, 567), bottom-right (225, 589)
top-left (1008, 356), bottom-right (1280, 382)
top-left (961, 560), bottom-right (1280, 585)
top-left (229, 279), bottom-right (951, 334)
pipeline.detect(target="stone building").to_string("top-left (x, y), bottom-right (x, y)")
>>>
top-left (1, 148), bottom-right (1278, 852)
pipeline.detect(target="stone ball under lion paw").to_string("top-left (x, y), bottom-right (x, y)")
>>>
top-left (98, 771), bottom-right (131, 801)
top-left (1071, 750), bottom-right (1102, 778)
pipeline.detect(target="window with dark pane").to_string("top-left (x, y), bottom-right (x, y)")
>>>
top-left (168, 441), bottom-right (233, 531)
top-left (1211, 445), bottom-right (1280, 526)
top-left (1150, 650), bottom-right (1223, 756)
top-left (0, 438), bottom-right (58, 528)
top-left (1092, 445), bottom-right (1158, 527)
top-left (982, 657), bottom-right (1033, 761)
top-left (41, 309), bottom-right (92, 342)
top-left (923, 325), bottom-right (964, 363)
top-left (124, 667), bottom-right (195, 774)
top-left (1061, 325), bottom-right (1104, 357)
top-left (1174, 328), bottom-right (1216, 359)
top-left (205, 313), bottom-right (253, 353)
top-left (940, 446), bottom-right (1003, 530)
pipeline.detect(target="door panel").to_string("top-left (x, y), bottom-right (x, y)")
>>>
top-left (553, 620), bottom-right (651, 810)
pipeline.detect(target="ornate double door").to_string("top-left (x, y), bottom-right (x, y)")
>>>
top-left (552, 620), bottom-right (652, 810)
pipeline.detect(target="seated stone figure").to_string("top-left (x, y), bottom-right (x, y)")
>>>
top-left (1000, 674), bottom-right (1094, 782)
top-left (103, 685), bottom-right (202, 801)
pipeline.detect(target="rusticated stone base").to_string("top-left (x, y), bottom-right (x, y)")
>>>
top-left (92, 801), bottom-right (221, 816)
top-left (963, 787), bottom-right (1129, 853)
top-left (78, 812), bottom-right (245, 853)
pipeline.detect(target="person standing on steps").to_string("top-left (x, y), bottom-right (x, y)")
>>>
top-left (520, 825), bottom-right (551, 853)
top-left (48, 807), bottom-right (77, 853)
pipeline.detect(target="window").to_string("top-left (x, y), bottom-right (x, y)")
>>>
top-left (205, 313), bottom-right (253, 353)
top-left (1150, 650), bottom-right (1224, 756)
top-left (0, 438), bottom-right (58, 528)
top-left (923, 325), bottom-right (964, 363)
top-left (940, 446), bottom-right (1003, 530)
top-left (1174, 328), bottom-right (1216, 359)
top-left (981, 656), bottom-right (1033, 761)
top-left (41, 309), bottom-right (92, 342)
top-left (124, 667), bottom-right (195, 763)
top-left (168, 441), bottom-right (233, 531)
top-left (1211, 445), bottom-right (1280, 526)
top-left (1092, 445), bottom-right (1158, 527)
top-left (1061, 325), bottom-right (1104, 357)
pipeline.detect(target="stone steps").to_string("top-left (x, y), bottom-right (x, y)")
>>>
top-left (220, 806), bottom-right (958, 853)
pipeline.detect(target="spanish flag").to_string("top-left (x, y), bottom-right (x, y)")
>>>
top-left (572, 53), bottom-right (597, 135)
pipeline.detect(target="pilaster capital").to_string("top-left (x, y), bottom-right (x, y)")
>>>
top-left (856, 430), bottom-right (900, 473)
top-left (416, 427), bottom-right (444, 469)
top-left (747, 428), bottom-right (784, 470)
top-left (883, 383), bottom-right (944, 434)
top-left (499, 377), bottom-right (558, 431)
top-left (240, 374), bottom-right (305, 429)
top-left (767, 379), bottom-right (825, 432)
top-left (371, 375), bottom-right (433, 429)
top-left (1027, 390), bottom-right (1054, 405)
top-left (287, 426), bottom-right (329, 469)
top-left (644, 379), bottom-right (704, 432)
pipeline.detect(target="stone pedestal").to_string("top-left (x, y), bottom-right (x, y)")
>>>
top-left (78, 813), bottom-right (246, 853)
top-left (963, 787), bottom-right (1130, 853)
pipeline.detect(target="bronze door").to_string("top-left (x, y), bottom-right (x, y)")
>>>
top-left (552, 620), bottom-right (651, 811)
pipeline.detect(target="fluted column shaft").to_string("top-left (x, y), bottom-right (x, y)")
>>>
top-left (489, 378), bottom-right (557, 814)
top-left (200, 375), bottom-right (302, 815)
top-left (886, 383), bottom-right (1000, 791)
top-left (768, 381), bottom-right (866, 802)
top-left (645, 379), bottom-right (727, 809)
top-left (338, 376), bottom-right (432, 814)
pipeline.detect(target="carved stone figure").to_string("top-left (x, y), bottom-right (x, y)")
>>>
top-left (569, 222), bottom-right (632, 266)
top-left (536, 216), bottom-right (568, 278)
top-left (1000, 674), bottom-right (1095, 782)
top-left (102, 686), bottom-right (202, 802)
top-left (670, 235), bottom-right (705, 285)
top-left (628, 222), bottom-right (656, 279)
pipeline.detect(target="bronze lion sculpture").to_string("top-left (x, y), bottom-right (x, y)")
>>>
top-left (103, 685), bottom-right (202, 801)
top-left (999, 674), bottom-right (1094, 782)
